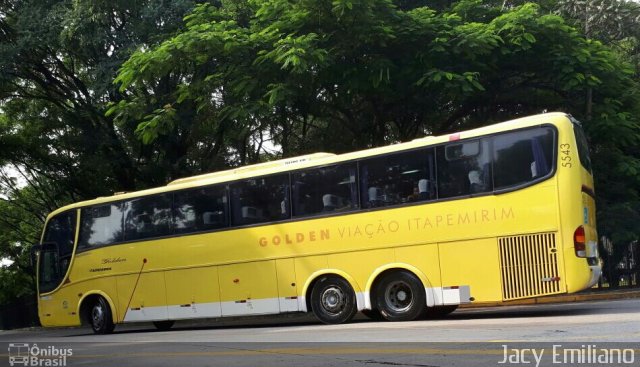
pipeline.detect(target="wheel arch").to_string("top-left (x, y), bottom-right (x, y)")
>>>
top-left (77, 291), bottom-right (118, 326)
top-left (365, 263), bottom-right (436, 309)
top-left (301, 269), bottom-right (364, 312)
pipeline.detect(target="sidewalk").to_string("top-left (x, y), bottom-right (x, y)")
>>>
top-left (460, 288), bottom-right (640, 308)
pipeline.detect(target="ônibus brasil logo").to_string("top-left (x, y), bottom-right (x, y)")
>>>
top-left (8, 343), bottom-right (72, 366)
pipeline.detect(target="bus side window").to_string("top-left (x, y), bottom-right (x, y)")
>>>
top-left (359, 148), bottom-right (434, 207)
top-left (437, 139), bottom-right (491, 198)
top-left (292, 163), bottom-right (358, 217)
top-left (493, 127), bottom-right (554, 190)
top-left (123, 194), bottom-right (172, 241)
top-left (230, 174), bottom-right (290, 226)
top-left (173, 185), bottom-right (228, 233)
top-left (83, 204), bottom-right (123, 246)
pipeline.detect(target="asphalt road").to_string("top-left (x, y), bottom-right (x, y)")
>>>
top-left (2, 299), bottom-right (639, 367)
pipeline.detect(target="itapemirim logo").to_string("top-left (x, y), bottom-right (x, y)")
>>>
top-left (8, 343), bottom-right (72, 366)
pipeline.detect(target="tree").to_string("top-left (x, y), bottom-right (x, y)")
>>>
top-left (0, 0), bottom-right (197, 303)
top-left (113, 1), bottom-right (636, 148)
top-left (0, 0), bottom-right (198, 195)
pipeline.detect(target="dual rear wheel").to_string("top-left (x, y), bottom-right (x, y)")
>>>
top-left (309, 271), bottom-right (429, 324)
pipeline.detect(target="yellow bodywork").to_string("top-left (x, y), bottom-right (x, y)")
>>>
top-left (37, 112), bottom-right (599, 327)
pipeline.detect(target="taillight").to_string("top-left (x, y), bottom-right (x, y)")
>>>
top-left (574, 225), bottom-right (586, 258)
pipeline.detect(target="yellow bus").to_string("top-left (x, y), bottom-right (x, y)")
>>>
top-left (34, 112), bottom-right (601, 333)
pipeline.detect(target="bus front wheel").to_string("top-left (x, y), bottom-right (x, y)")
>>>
top-left (374, 271), bottom-right (426, 322)
top-left (90, 297), bottom-right (115, 334)
top-left (310, 276), bottom-right (357, 324)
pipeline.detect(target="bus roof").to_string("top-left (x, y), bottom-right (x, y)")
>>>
top-left (47, 112), bottom-right (570, 217)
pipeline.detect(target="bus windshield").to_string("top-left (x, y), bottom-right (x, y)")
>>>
top-left (38, 211), bottom-right (76, 293)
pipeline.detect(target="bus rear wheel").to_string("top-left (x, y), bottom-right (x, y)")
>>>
top-left (310, 276), bottom-right (357, 324)
top-left (90, 297), bottom-right (115, 334)
top-left (153, 320), bottom-right (175, 331)
top-left (374, 271), bottom-right (426, 322)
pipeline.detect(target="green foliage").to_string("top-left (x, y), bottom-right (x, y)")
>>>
top-left (0, 266), bottom-right (34, 305)
top-left (0, 0), bottom-right (197, 304)
top-left (0, 181), bottom-right (49, 302)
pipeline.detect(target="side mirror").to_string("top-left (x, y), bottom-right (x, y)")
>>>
top-left (30, 244), bottom-right (42, 269)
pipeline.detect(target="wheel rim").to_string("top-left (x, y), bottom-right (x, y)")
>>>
top-left (92, 302), bottom-right (105, 330)
top-left (321, 286), bottom-right (346, 314)
top-left (384, 280), bottom-right (414, 313)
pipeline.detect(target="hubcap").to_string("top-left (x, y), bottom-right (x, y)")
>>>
top-left (397, 290), bottom-right (408, 302)
top-left (384, 280), bottom-right (413, 312)
top-left (321, 286), bottom-right (345, 314)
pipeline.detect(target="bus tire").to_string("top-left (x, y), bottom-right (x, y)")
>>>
top-left (153, 320), bottom-right (175, 331)
top-left (375, 271), bottom-right (426, 322)
top-left (90, 297), bottom-right (115, 334)
top-left (310, 276), bottom-right (357, 324)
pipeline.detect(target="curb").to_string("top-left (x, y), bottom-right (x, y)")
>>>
top-left (459, 289), bottom-right (640, 308)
